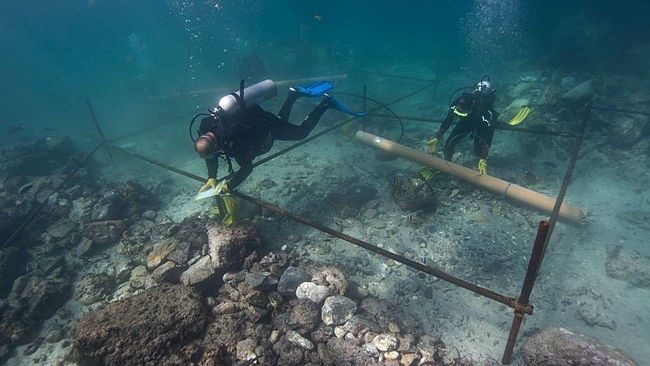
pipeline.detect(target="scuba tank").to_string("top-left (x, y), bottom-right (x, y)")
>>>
top-left (214, 79), bottom-right (277, 115)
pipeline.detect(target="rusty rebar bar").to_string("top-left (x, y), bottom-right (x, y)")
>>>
top-left (234, 191), bottom-right (533, 314)
top-left (501, 101), bottom-right (590, 364)
top-left (502, 220), bottom-right (550, 363)
top-left (85, 98), bottom-right (113, 159)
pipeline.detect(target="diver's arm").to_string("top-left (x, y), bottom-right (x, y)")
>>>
top-left (205, 157), bottom-right (219, 179)
top-left (435, 109), bottom-right (456, 139)
top-left (227, 157), bottom-right (253, 190)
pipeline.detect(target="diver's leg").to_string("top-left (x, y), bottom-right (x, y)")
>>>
top-left (474, 126), bottom-right (494, 158)
top-left (277, 89), bottom-right (300, 123)
top-left (273, 96), bottom-right (329, 140)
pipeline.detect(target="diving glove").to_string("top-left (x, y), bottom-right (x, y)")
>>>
top-left (506, 106), bottom-right (532, 126)
top-left (426, 137), bottom-right (439, 154)
top-left (215, 180), bottom-right (230, 195)
top-left (478, 159), bottom-right (488, 175)
top-left (199, 178), bottom-right (217, 192)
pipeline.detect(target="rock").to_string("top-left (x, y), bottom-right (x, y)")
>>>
top-left (8, 270), bottom-right (71, 322)
top-left (146, 238), bottom-right (179, 270)
top-left (73, 273), bottom-right (116, 306)
top-left (0, 138), bottom-right (75, 177)
top-left (142, 210), bottom-right (157, 220)
top-left (321, 295), bottom-right (357, 326)
top-left (167, 240), bottom-right (191, 265)
top-left (572, 288), bottom-right (616, 330)
top-left (384, 351), bottom-right (400, 361)
top-left (207, 223), bottom-right (262, 271)
top-left (400, 353), bottom-right (420, 366)
top-left (73, 284), bottom-right (208, 365)
top-left (277, 266), bottom-right (311, 297)
top-left (286, 329), bottom-right (314, 350)
top-left (296, 282), bottom-right (331, 304)
top-left (311, 265), bottom-right (349, 295)
top-left (328, 337), bottom-right (381, 366)
top-left (605, 245), bottom-right (650, 288)
top-left (236, 338), bottom-right (257, 362)
top-left (0, 246), bottom-right (25, 297)
top-left (244, 271), bottom-right (278, 291)
top-left (507, 98), bottom-right (531, 111)
top-left (288, 299), bottom-right (320, 333)
top-left (521, 327), bottom-right (638, 366)
top-left (129, 265), bottom-right (149, 290)
top-left (34, 254), bottom-right (65, 276)
top-left (91, 203), bottom-right (121, 221)
top-left (388, 172), bottom-right (436, 212)
top-left (77, 237), bottom-right (93, 257)
top-left (69, 198), bottom-right (94, 224)
top-left (560, 76), bottom-right (577, 90)
top-left (180, 255), bottom-right (216, 286)
top-left (46, 219), bottom-right (77, 239)
top-left (1, 270), bottom-right (71, 346)
top-left (372, 333), bottom-right (399, 352)
top-left (151, 261), bottom-right (184, 283)
top-left (82, 220), bottom-right (126, 246)
top-left (561, 79), bottom-right (594, 102)
top-left (95, 181), bottom-right (158, 220)
top-left (606, 113), bottom-right (648, 147)
top-left (341, 314), bottom-right (378, 337)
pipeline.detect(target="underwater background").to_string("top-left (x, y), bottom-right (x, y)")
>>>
top-left (1, 0), bottom-right (650, 365)
top-left (3, 0), bottom-right (648, 141)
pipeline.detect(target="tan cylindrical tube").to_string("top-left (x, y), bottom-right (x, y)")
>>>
top-left (355, 131), bottom-right (587, 224)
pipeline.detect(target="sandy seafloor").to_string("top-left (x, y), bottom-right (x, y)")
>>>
top-left (6, 64), bottom-right (650, 365)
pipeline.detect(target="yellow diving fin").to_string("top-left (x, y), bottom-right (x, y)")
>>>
top-left (506, 106), bottom-right (532, 126)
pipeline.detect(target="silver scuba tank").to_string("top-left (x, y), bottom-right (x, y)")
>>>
top-left (215, 79), bottom-right (277, 115)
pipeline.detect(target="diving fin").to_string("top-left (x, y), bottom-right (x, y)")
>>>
top-left (292, 80), bottom-right (334, 97)
top-left (330, 96), bottom-right (367, 117)
top-left (506, 106), bottom-right (532, 126)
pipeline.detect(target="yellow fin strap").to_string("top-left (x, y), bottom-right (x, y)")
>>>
top-left (507, 106), bottom-right (532, 126)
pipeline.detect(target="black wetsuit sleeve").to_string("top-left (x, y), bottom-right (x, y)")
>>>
top-left (228, 156), bottom-right (253, 189)
top-left (205, 158), bottom-right (219, 179)
top-left (436, 109), bottom-right (456, 139)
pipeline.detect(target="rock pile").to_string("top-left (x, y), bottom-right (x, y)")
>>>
top-left (72, 221), bottom-right (476, 365)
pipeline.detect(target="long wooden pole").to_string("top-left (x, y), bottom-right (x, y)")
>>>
top-left (355, 131), bottom-right (587, 224)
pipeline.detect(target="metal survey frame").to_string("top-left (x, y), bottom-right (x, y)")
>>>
top-left (1, 73), bottom-right (593, 364)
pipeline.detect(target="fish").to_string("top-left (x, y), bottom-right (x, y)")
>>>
top-left (6, 125), bottom-right (23, 135)
top-left (314, 14), bottom-right (326, 23)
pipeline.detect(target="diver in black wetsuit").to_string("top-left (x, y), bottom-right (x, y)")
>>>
top-left (426, 77), bottom-right (499, 175)
top-left (194, 89), bottom-right (331, 193)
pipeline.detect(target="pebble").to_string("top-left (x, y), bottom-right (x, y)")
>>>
top-left (286, 329), bottom-right (314, 350)
top-left (384, 351), bottom-right (400, 361)
top-left (387, 322), bottom-right (401, 333)
top-left (270, 330), bottom-right (280, 343)
top-left (372, 334), bottom-right (399, 352)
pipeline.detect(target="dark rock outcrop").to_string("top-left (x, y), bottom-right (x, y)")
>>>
top-left (73, 284), bottom-right (208, 366)
top-left (521, 327), bottom-right (638, 366)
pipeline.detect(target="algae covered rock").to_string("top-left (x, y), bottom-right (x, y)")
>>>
top-left (521, 327), bottom-right (637, 366)
top-left (388, 172), bottom-right (436, 212)
top-left (73, 284), bottom-right (208, 365)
